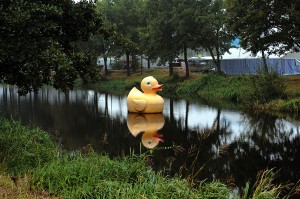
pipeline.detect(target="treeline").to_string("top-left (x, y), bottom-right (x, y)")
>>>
top-left (1, 0), bottom-right (299, 94)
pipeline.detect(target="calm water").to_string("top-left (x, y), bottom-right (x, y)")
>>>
top-left (1, 84), bottom-right (299, 192)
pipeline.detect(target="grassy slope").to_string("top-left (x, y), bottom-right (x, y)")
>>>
top-left (91, 68), bottom-right (300, 112)
top-left (283, 75), bottom-right (300, 98)
top-left (96, 68), bottom-right (300, 96)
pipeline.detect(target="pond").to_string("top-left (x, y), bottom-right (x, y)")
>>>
top-left (0, 84), bottom-right (299, 193)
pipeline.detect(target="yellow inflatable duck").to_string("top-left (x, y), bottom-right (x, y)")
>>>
top-left (127, 113), bottom-right (164, 149)
top-left (127, 76), bottom-right (164, 113)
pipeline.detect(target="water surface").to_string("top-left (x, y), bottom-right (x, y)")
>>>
top-left (1, 85), bottom-right (299, 192)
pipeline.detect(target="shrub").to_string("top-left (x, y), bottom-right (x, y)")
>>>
top-left (249, 71), bottom-right (287, 103)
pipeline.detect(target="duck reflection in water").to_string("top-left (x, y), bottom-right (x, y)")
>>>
top-left (127, 113), bottom-right (164, 149)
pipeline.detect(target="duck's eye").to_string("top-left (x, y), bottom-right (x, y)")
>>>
top-left (146, 81), bottom-right (151, 85)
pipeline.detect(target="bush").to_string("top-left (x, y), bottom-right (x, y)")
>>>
top-left (249, 71), bottom-right (286, 103)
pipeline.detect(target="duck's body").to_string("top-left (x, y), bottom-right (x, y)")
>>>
top-left (127, 76), bottom-right (164, 113)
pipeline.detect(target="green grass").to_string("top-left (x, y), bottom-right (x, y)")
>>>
top-left (86, 69), bottom-right (300, 113)
top-left (0, 117), bottom-right (57, 175)
top-left (0, 116), bottom-right (299, 198)
top-left (195, 74), bottom-right (252, 103)
top-left (30, 153), bottom-right (207, 198)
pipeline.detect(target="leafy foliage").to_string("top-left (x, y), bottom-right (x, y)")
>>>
top-left (193, 0), bottom-right (233, 73)
top-left (96, 0), bottom-right (145, 76)
top-left (0, 0), bottom-right (103, 95)
top-left (225, 0), bottom-right (300, 72)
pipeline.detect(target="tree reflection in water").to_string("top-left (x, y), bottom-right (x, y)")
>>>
top-left (0, 85), bottom-right (299, 195)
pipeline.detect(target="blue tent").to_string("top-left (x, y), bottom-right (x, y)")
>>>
top-left (219, 58), bottom-right (300, 75)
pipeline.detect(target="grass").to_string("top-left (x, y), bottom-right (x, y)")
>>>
top-left (86, 68), bottom-right (300, 113)
top-left (1, 116), bottom-right (299, 198)
top-left (282, 75), bottom-right (300, 98)
top-left (30, 153), bottom-right (208, 198)
top-left (0, 117), bottom-right (58, 175)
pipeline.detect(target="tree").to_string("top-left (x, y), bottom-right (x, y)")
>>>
top-left (274, 1), bottom-right (300, 51)
top-left (96, 0), bottom-right (145, 76)
top-left (225, 0), bottom-right (300, 74)
top-left (77, 32), bottom-right (117, 76)
top-left (0, 0), bottom-right (103, 95)
top-left (171, 0), bottom-right (200, 78)
top-left (146, 0), bottom-right (182, 76)
top-left (193, 0), bottom-right (233, 74)
top-left (137, 0), bottom-right (156, 70)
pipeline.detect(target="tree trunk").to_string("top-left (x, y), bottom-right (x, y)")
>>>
top-left (126, 52), bottom-right (130, 76)
top-left (183, 44), bottom-right (189, 78)
top-left (140, 55), bottom-right (143, 74)
top-left (147, 57), bottom-right (150, 69)
top-left (208, 47), bottom-right (221, 74)
top-left (261, 50), bottom-right (269, 74)
top-left (104, 56), bottom-right (108, 75)
top-left (169, 60), bottom-right (174, 76)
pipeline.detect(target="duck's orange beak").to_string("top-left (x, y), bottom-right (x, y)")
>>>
top-left (152, 84), bottom-right (163, 91)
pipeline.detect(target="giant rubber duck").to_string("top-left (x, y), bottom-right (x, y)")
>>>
top-left (127, 76), bottom-right (164, 113)
top-left (127, 113), bottom-right (164, 149)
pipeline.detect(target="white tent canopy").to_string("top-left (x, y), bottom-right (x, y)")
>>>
top-left (222, 48), bottom-right (283, 59)
top-left (283, 52), bottom-right (300, 59)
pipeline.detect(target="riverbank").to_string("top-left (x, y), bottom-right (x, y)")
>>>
top-left (86, 68), bottom-right (300, 113)
top-left (1, 116), bottom-right (298, 198)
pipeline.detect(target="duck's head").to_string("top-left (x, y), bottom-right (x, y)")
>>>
top-left (141, 76), bottom-right (163, 94)
top-left (142, 132), bottom-right (164, 149)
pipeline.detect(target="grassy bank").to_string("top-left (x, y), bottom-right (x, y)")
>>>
top-left (87, 68), bottom-right (300, 113)
top-left (1, 117), bottom-right (298, 198)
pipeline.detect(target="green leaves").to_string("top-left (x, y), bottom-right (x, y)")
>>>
top-left (0, 0), bottom-right (103, 95)
top-left (225, 0), bottom-right (300, 56)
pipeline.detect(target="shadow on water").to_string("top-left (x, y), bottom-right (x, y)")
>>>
top-left (0, 84), bottom-right (299, 194)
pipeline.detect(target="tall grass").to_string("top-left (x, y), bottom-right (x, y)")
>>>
top-left (31, 152), bottom-right (229, 198)
top-left (0, 117), bottom-right (57, 175)
top-left (241, 169), bottom-right (299, 199)
top-left (186, 73), bottom-right (252, 103)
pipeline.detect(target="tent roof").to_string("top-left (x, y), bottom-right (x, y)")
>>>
top-left (283, 52), bottom-right (300, 59)
top-left (222, 48), bottom-right (283, 59)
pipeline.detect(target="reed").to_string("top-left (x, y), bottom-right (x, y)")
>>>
top-left (240, 169), bottom-right (298, 199)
